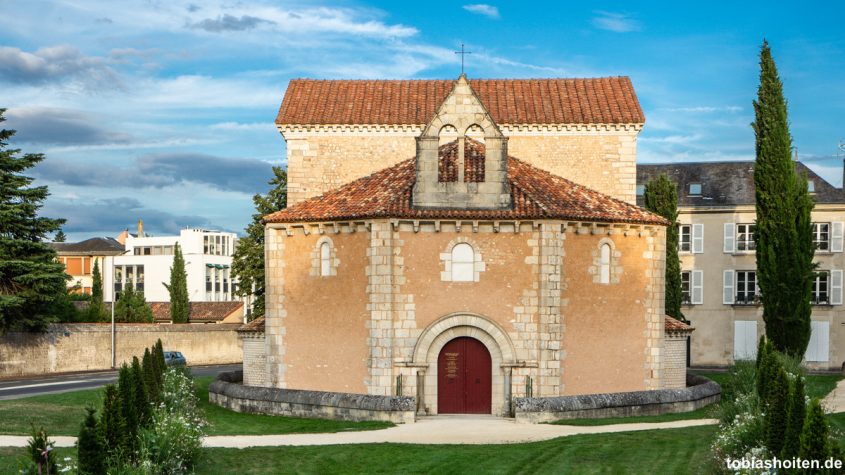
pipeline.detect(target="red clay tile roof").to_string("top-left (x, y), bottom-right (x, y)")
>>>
top-left (439, 139), bottom-right (485, 183)
top-left (276, 78), bottom-right (644, 126)
top-left (264, 143), bottom-right (666, 226)
top-left (665, 316), bottom-right (694, 333)
top-left (238, 316), bottom-right (265, 333)
top-left (150, 301), bottom-right (243, 323)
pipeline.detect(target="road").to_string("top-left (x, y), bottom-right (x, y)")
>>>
top-left (0, 364), bottom-right (241, 400)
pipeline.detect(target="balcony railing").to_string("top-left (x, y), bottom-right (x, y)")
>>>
top-left (811, 296), bottom-right (830, 305)
top-left (734, 294), bottom-right (762, 306)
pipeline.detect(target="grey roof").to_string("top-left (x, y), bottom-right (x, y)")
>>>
top-left (637, 161), bottom-right (844, 207)
top-left (49, 237), bottom-right (125, 255)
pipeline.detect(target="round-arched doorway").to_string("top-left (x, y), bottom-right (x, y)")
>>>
top-left (437, 337), bottom-right (492, 414)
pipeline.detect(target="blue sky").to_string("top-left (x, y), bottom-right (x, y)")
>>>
top-left (2, 1), bottom-right (843, 240)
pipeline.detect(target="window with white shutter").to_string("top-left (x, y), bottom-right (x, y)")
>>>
top-left (831, 269), bottom-right (843, 305)
top-left (692, 224), bottom-right (704, 254)
top-left (724, 223), bottom-right (735, 253)
top-left (832, 222), bottom-right (844, 252)
top-left (734, 321), bottom-right (758, 360)
top-left (692, 270), bottom-right (704, 304)
top-left (723, 269), bottom-right (735, 304)
top-left (805, 321), bottom-right (830, 362)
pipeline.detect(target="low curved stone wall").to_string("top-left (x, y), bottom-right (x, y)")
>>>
top-left (513, 374), bottom-right (721, 423)
top-left (209, 371), bottom-right (416, 424)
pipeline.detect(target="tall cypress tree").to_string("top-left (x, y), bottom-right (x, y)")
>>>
top-left (117, 364), bottom-right (138, 451)
top-left (130, 356), bottom-right (149, 426)
top-left (643, 174), bottom-right (684, 321)
top-left (752, 40), bottom-right (815, 356)
top-left (799, 399), bottom-right (831, 463)
top-left (86, 260), bottom-right (106, 322)
top-left (77, 406), bottom-right (105, 475)
top-left (165, 243), bottom-right (189, 323)
top-left (764, 366), bottom-right (789, 455)
top-left (781, 376), bottom-right (806, 460)
top-left (231, 167), bottom-right (287, 319)
top-left (142, 348), bottom-right (159, 403)
top-left (100, 384), bottom-right (127, 457)
top-left (0, 109), bottom-right (69, 332)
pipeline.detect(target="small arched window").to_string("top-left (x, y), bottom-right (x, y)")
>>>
top-left (451, 243), bottom-right (474, 282)
top-left (320, 241), bottom-right (331, 277)
top-left (599, 243), bottom-right (611, 284)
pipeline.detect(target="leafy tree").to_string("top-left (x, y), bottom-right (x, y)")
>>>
top-left (764, 366), bottom-right (789, 455)
top-left (131, 356), bottom-right (149, 426)
top-left (77, 406), bottom-right (105, 475)
top-left (231, 166), bottom-right (287, 319)
top-left (781, 376), bottom-right (806, 460)
top-left (643, 174), bottom-right (684, 321)
top-left (752, 40), bottom-right (815, 356)
top-left (86, 260), bottom-right (107, 322)
top-left (0, 109), bottom-right (68, 332)
top-left (53, 230), bottom-right (66, 242)
top-left (114, 285), bottom-right (153, 323)
top-left (164, 243), bottom-right (189, 323)
top-left (99, 384), bottom-right (127, 456)
top-left (799, 399), bottom-right (830, 464)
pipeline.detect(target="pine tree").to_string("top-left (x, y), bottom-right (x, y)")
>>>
top-left (77, 406), bottom-right (105, 475)
top-left (114, 285), bottom-right (153, 323)
top-left (231, 167), bottom-right (287, 319)
top-left (0, 109), bottom-right (69, 332)
top-left (781, 376), bottom-right (806, 460)
top-left (752, 40), bottom-right (815, 356)
top-left (99, 384), bottom-right (127, 456)
top-left (164, 243), bottom-right (189, 323)
top-left (764, 366), bottom-right (789, 456)
top-left (117, 364), bottom-right (138, 451)
top-left (643, 174), bottom-right (684, 321)
top-left (53, 230), bottom-right (66, 242)
top-left (86, 260), bottom-right (107, 322)
top-left (131, 356), bottom-right (149, 426)
top-left (799, 399), bottom-right (830, 464)
top-left (142, 348), bottom-right (159, 403)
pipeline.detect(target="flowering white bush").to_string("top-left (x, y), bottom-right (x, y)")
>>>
top-left (137, 368), bottom-right (207, 474)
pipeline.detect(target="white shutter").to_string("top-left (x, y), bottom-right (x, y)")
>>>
top-left (692, 224), bottom-right (704, 254)
top-left (691, 270), bottom-right (704, 304)
top-left (734, 321), bottom-right (758, 360)
top-left (723, 270), bottom-right (735, 304)
top-left (724, 223), bottom-right (735, 253)
top-left (831, 270), bottom-right (843, 305)
top-left (805, 321), bottom-right (830, 362)
top-left (832, 222), bottom-right (844, 252)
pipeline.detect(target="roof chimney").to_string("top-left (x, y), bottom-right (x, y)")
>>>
top-left (137, 219), bottom-right (144, 237)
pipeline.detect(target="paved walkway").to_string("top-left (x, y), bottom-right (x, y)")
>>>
top-left (822, 377), bottom-right (845, 413)
top-left (0, 416), bottom-right (718, 449)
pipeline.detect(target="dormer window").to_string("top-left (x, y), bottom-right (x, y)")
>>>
top-left (689, 183), bottom-right (702, 196)
top-left (808, 180), bottom-right (815, 193)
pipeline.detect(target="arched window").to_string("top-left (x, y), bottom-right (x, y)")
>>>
top-left (599, 243), bottom-right (611, 284)
top-left (320, 241), bottom-right (331, 277)
top-left (451, 243), bottom-right (474, 282)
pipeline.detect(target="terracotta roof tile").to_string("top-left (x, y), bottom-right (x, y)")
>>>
top-left (276, 78), bottom-right (644, 126)
top-left (238, 316), bottom-right (265, 333)
top-left (264, 143), bottom-right (666, 226)
top-left (150, 301), bottom-right (243, 323)
top-left (665, 315), bottom-right (694, 333)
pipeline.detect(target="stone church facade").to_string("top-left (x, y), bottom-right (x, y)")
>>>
top-left (247, 75), bottom-right (674, 417)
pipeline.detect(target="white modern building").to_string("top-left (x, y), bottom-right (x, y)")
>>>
top-left (103, 227), bottom-right (239, 304)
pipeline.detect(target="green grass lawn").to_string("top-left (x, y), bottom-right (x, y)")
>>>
top-left (194, 425), bottom-right (718, 474)
top-left (0, 376), bottom-right (392, 436)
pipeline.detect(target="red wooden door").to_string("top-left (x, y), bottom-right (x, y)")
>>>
top-left (437, 337), bottom-right (492, 414)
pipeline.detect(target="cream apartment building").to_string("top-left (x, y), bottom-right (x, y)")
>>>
top-left (638, 161), bottom-right (845, 370)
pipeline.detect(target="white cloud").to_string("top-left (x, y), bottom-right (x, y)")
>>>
top-left (0, 45), bottom-right (120, 89)
top-left (463, 4), bottom-right (500, 19)
top-left (592, 11), bottom-right (641, 33)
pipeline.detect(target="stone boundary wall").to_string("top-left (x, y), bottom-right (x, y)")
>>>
top-left (513, 374), bottom-right (720, 423)
top-left (209, 371), bottom-right (416, 424)
top-left (0, 323), bottom-right (242, 378)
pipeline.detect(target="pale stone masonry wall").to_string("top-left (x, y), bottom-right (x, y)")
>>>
top-left (663, 334), bottom-right (688, 389)
top-left (644, 227), bottom-right (667, 390)
top-left (241, 333), bottom-right (267, 387)
top-left (280, 127), bottom-right (640, 206)
top-left (366, 221), bottom-right (396, 396)
top-left (264, 227), bottom-right (287, 388)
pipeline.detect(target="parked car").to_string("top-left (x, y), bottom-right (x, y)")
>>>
top-left (164, 351), bottom-right (187, 366)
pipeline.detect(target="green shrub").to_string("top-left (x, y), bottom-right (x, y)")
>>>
top-left (781, 376), bottom-right (806, 460)
top-left (78, 406), bottom-right (105, 475)
top-left (764, 367), bottom-right (789, 455)
top-left (23, 425), bottom-right (57, 474)
top-left (799, 399), bottom-right (831, 466)
top-left (720, 360), bottom-right (758, 424)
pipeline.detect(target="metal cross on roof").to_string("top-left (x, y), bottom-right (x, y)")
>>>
top-left (454, 43), bottom-right (472, 75)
